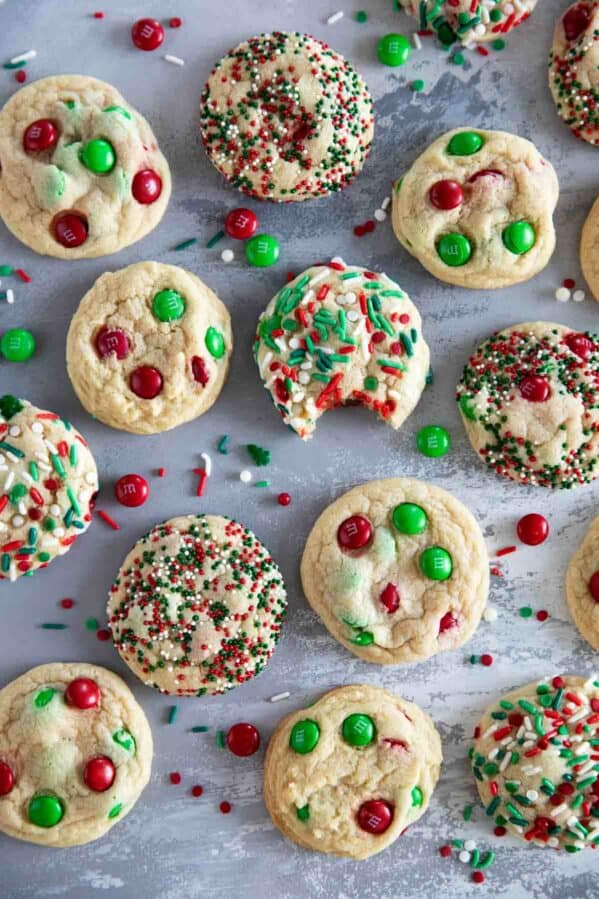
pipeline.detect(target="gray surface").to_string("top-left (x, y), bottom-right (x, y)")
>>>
top-left (0, 0), bottom-right (598, 896)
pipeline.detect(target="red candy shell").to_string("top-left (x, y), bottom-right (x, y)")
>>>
top-left (519, 375), bottom-right (550, 403)
top-left (0, 761), bottom-right (14, 796)
top-left (589, 572), bottom-right (599, 602)
top-left (130, 366), bottom-right (163, 399)
top-left (337, 515), bottom-right (373, 551)
top-left (53, 213), bottom-right (88, 248)
top-left (563, 3), bottom-right (591, 40)
top-left (131, 18), bottom-right (164, 51)
top-left (132, 169), bottom-right (162, 204)
top-left (226, 723), bottom-right (260, 757)
top-left (95, 327), bottom-right (130, 360)
top-left (429, 180), bottom-right (464, 210)
top-left (23, 119), bottom-right (58, 153)
top-left (114, 474), bottom-right (149, 508)
top-left (65, 677), bottom-right (100, 710)
top-left (564, 332), bottom-right (593, 361)
top-left (84, 756), bottom-right (115, 792)
top-left (225, 208), bottom-right (258, 240)
top-left (516, 513), bottom-right (549, 546)
top-left (357, 799), bottom-right (394, 834)
top-left (380, 583), bottom-right (400, 614)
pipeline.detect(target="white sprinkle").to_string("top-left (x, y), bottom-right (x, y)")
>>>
top-left (164, 54), bottom-right (185, 66)
top-left (10, 49), bottom-right (36, 64)
top-left (458, 850), bottom-right (471, 864)
top-left (381, 196), bottom-right (391, 211)
top-left (483, 606), bottom-right (498, 622)
top-left (464, 840), bottom-right (476, 852)
top-left (239, 469), bottom-right (252, 483)
top-left (326, 11), bottom-right (344, 24)
top-left (288, 337), bottom-right (301, 350)
top-left (374, 209), bottom-right (387, 222)
top-left (298, 371), bottom-right (310, 385)
top-left (85, 471), bottom-right (96, 485)
top-left (8, 426), bottom-right (20, 437)
top-left (347, 310), bottom-right (359, 322)
top-left (221, 248), bottom-right (234, 263)
top-left (30, 422), bottom-right (43, 434)
top-left (200, 452), bottom-right (212, 477)
top-left (413, 32), bottom-right (422, 50)
top-left (526, 789), bottom-right (538, 801)
top-left (482, 722), bottom-right (498, 739)
top-left (330, 256), bottom-right (345, 266)
top-left (11, 514), bottom-right (24, 527)
top-left (573, 289), bottom-right (586, 302)
top-left (555, 287), bottom-right (570, 302)
top-left (5, 289), bottom-right (14, 305)
top-left (269, 691), bottom-right (290, 703)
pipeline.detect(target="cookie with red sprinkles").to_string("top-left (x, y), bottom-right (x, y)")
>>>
top-left (0, 395), bottom-right (98, 582)
top-left (471, 674), bottom-right (599, 851)
top-left (566, 515), bottom-right (599, 650)
top-left (107, 515), bottom-right (287, 696)
top-left (548, 1), bottom-right (599, 146)
top-left (456, 323), bottom-right (599, 489)
top-left (199, 32), bottom-right (374, 202)
top-left (397, 0), bottom-right (537, 44)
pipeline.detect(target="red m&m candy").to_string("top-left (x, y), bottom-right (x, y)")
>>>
top-left (65, 677), bottom-right (100, 710)
top-left (115, 474), bottom-right (149, 508)
top-left (95, 327), bottom-right (130, 360)
top-left (337, 515), bottom-right (373, 552)
top-left (380, 582), bottom-right (400, 614)
top-left (516, 513), bottom-right (549, 546)
top-left (130, 366), bottom-right (163, 399)
top-left (84, 756), bottom-right (115, 792)
top-left (563, 3), bottom-right (591, 40)
top-left (357, 799), bottom-right (394, 834)
top-left (519, 375), bottom-right (550, 403)
top-left (131, 18), bottom-right (164, 51)
top-left (23, 119), bottom-right (58, 153)
top-left (191, 355), bottom-right (209, 386)
top-left (225, 208), bottom-right (258, 240)
top-left (589, 572), bottom-right (599, 602)
top-left (429, 180), bottom-right (463, 210)
top-left (438, 611), bottom-right (457, 633)
top-left (564, 332), bottom-right (593, 361)
top-left (132, 169), bottom-right (162, 204)
top-left (226, 723), bottom-right (260, 757)
top-left (0, 761), bottom-right (14, 796)
top-left (468, 169), bottom-right (503, 183)
top-left (53, 212), bottom-right (88, 248)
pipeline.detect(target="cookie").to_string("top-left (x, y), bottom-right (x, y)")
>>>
top-left (264, 684), bottom-right (442, 859)
top-left (66, 262), bottom-right (232, 435)
top-left (0, 395), bottom-right (98, 581)
top-left (471, 674), bottom-right (599, 851)
top-left (566, 516), bottom-right (599, 650)
top-left (0, 662), bottom-right (152, 848)
top-left (397, 0), bottom-right (537, 43)
top-left (456, 322), bottom-right (599, 489)
top-left (392, 128), bottom-right (558, 289)
top-left (0, 74), bottom-right (171, 259)
top-left (107, 515), bottom-right (287, 696)
top-left (254, 261), bottom-right (429, 439)
top-left (549, 1), bottom-right (598, 146)
top-left (200, 32), bottom-right (374, 202)
top-left (581, 196), bottom-right (599, 300)
top-left (300, 477), bottom-right (488, 664)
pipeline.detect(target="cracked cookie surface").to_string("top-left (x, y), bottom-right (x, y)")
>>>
top-left (566, 515), bottom-right (599, 649)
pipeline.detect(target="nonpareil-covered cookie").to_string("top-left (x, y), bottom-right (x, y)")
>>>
top-left (392, 128), bottom-right (558, 289)
top-left (66, 262), bottom-right (232, 435)
top-left (566, 515), bottom-right (599, 650)
top-left (0, 395), bottom-right (98, 581)
top-left (581, 196), bottom-right (599, 300)
top-left (456, 323), bottom-right (599, 488)
top-left (397, 0), bottom-right (537, 44)
top-left (0, 75), bottom-right (171, 258)
top-left (549, 1), bottom-right (598, 146)
top-left (471, 675), bottom-right (599, 851)
top-left (254, 262), bottom-right (429, 439)
top-left (107, 515), bottom-right (287, 696)
top-left (264, 684), bottom-right (442, 859)
top-left (0, 663), bottom-right (152, 847)
top-left (300, 478), bottom-right (488, 664)
top-left (200, 32), bottom-right (374, 202)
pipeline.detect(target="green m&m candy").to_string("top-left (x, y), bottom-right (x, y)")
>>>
top-left (377, 33), bottom-right (411, 66)
top-left (79, 138), bottom-right (116, 174)
top-left (112, 728), bottom-right (136, 754)
top-left (436, 233), bottom-right (472, 267)
top-left (28, 793), bottom-right (64, 827)
top-left (411, 786), bottom-right (423, 807)
top-left (342, 713), bottom-right (376, 747)
top-left (420, 546), bottom-right (453, 581)
top-left (296, 804), bottom-right (310, 821)
top-left (34, 687), bottom-right (56, 708)
top-left (0, 328), bottom-right (36, 362)
top-left (459, 393), bottom-right (477, 421)
top-left (205, 326), bottom-right (225, 359)
top-left (416, 425), bottom-right (451, 458)
top-left (289, 719), bottom-right (320, 754)
top-left (502, 221), bottom-right (536, 255)
top-left (446, 131), bottom-right (484, 156)
top-left (392, 502), bottom-right (427, 535)
top-left (245, 234), bottom-right (280, 267)
top-left (350, 630), bottom-right (374, 646)
top-left (152, 289), bottom-right (186, 322)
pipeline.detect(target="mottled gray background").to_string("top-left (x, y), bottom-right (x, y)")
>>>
top-left (0, 0), bottom-right (598, 896)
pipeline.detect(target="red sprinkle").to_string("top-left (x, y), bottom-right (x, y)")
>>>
top-left (193, 468), bottom-right (208, 497)
top-left (278, 492), bottom-right (291, 506)
top-left (481, 653), bottom-right (493, 666)
top-left (439, 845), bottom-right (452, 858)
top-left (476, 46), bottom-right (489, 56)
top-left (60, 598), bottom-right (74, 609)
top-left (192, 785), bottom-right (204, 797)
top-left (494, 825), bottom-right (507, 836)
top-left (15, 70), bottom-right (26, 83)
top-left (536, 610), bottom-right (549, 622)
top-left (169, 16), bottom-right (182, 27)
top-left (472, 872), bottom-right (485, 884)
top-left (219, 800), bottom-right (232, 814)
top-left (286, 271), bottom-right (295, 282)
top-left (157, 467), bottom-right (166, 477)
top-left (563, 278), bottom-right (576, 289)
top-left (496, 545), bottom-right (516, 557)
top-left (96, 628), bottom-right (111, 642)
top-left (15, 269), bottom-right (31, 283)
top-left (93, 11), bottom-right (105, 18)
top-left (169, 772), bottom-right (182, 785)
top-left (96, 509), bottom-right (120, 530)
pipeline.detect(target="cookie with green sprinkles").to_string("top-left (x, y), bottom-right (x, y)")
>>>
top-left (0, 395), bottom-right (98, 581)
top-left (548, 1), bottom-right (598, 147)
top-left (0, 662), bottom-right (152, 847)
top-left (471, 674), bottom-right (599, 851)
top-left (300, 477), bottom-right (488, 664)
top-left (199, 32), bottom-right (374, 201)
top-left (396, 0), bottom-right (537, 44)
top-left (263, 684), bottom-right (441, 858)
top-left (107, 515), bottom-right (287, 696)
top-left (254, 261), bottom-right (429, 439)
top-left (566, 514), bottom-right (599, 650)
top-left (392, 128), bottom-right (558, 289)
top-left (456, 322), bottom-right (599, 488)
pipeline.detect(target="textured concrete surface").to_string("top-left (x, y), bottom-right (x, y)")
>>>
top-left (0, 0), bottom-right (598, 896)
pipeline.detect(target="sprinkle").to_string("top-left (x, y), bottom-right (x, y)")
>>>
top-left (217, 435), bottom-right (230, 455)
top-left (60, 598), bottom-right (74, 609)
top-left (483, 607), bottom-right (498, 623)
top-left (191, 726), bottom-right (209, 733)
top-left (278, 492), bottom-right (291, 507)
top-left (206, 229), bottom-right (225, 249)
top-left (246, 443), bottom-right (270, 466)
top-left (85, 617), bottom-right (99, 631)
top-left (14, 70), bottom-right (26, 84)
top-left (492, 38), bottom-right (505, 51)
top-left (0, 266), bottom-right (13, 276)
top-left (168, 705), bottom-right (178, 724)
top-left (555, 287), bottom-right (570, 302)
top-left (40, 623), bottom-right (68, 630)
top-left (169, 16), bottom-right (182, 27)
top-left (481, 653), bottom-right (493, 666)
top-left (411, 79), bottom-right (425, 91)
top-left (239, 469), bottom-right (252, 483)
top-left (439, 845), bottom-right (452, 858)
top-left (164, 54), bottom-right (185, 66)
top-left (200, 452), bottom-right (212, 477)
top-left (374, 209), bottom-right (387, 222)
top-left (573, 290), bottom-right (586, 303)
top-left (476, 45), bottom-right (489, 56)
top-left (269, 691), bottom-right (290, 703)
top-left (472, 872), bottom-right (485, 885)
top-left (413, 33), bottom-right (422, 50)
top-left (221, 249), bottom-right (234, 263)
top-left (355, 10), bottom-right (368, 22)
top-left (15, 269), bottom-right (31, 283)
top-left (496, 546), bottom-right (516, 557)
top-left (327, 11), bottom-right (344, 24)
top-left (169, 772), bottom-right (181, 784)
top-left (96, 509), bottom-right (120, 530)
top-left (458, 850), bottom-right (471, 863)
top-left (173, 238), bottom-right (197, 251)
top-left (193, 468), bottom-right (208, 497)
top-left (520, 606), bottom-right (533, 618)
top-left (536, 609), bottom-right (549, 622)
top-left (216, 730), bottom-right (225, 748)
top-left (254, 480), bottom-right (270, 488)
top-left (563, 278), bottom-right (576, 289)
top-left (96, 628), bottom-right (111, 641)
top-left (463, 804), bottom-right (473, 821)
top-left (219, 800), bottom-right (232, 814)
top-left (157, 467), bottom-right (166, 477)
top-left (10, 49), bottom-right (36, 64)
top-left (192, 785), bottom-right (204, 797)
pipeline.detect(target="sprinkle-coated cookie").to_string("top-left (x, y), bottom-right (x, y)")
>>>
top-left (397, 0), bottom-right (537, 44)
top-left (566, 515), bottom-right (599, 650)
top-left (581, 195), bottom-right (599, 300)
top-left (549, 1), bottom-right (598, 146)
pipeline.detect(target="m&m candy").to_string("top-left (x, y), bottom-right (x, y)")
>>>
top-left (377, 34), bottom-right (411, 66)
top-left (562, 3), bottom-right (591, 40)
top-left (225, 208), bottom-right (258, 240)
top-left (289, 719), bottom-right (320, 754)
top-left (131, 17), bottom-right (164, 51)
top-left (519, 375), bottom-right (550, 403)
top-left (53, 212), bottom-right (88, 248)
top-left (429, 180), bottom-right (463, 210)
top-left (392, 502), bottom-right (427, 535)
top-left (564, 332), bottom-right (593, 361)
top-left (115, 474), bottom-right (149, 508)
top-left (23, 119), bottom-right (58, 153)
top-left (84, 756), bottom-right (115, 792)
top-left (152, 289), bottom-right (186, 322)
top-left (28, 794), bottom-right (64, 828)
top-left (342, 713), bottom-right (375, 747)
top-left (502, 221), bottom-right (536, 255)
top-left (0, 328), bottom-right (35, 362)
top-left (380, 582), bottom-right (400, 613)
top-left (436, 233), bottom-right (472, 266)
top-left (589, 572), bottom-right (599, 602)
top-left (95, 327), bottom-right (130, 359)
top-left (516, 513), bottom-right (549, 546)
top-left (357, 799), bottom-right (394, 834)
top-left (245, 234), bottom-right (280, 267)
top-left (226, 722), bottom-right (260, 757)
top-left (337, 515), bottom-right (373, 551)
top-left (130, 366), bottom-right (163, 399)
top-left (420, 547), bottom-right (453, 581)
top-left (205, 327), bottom-right (225, 359)
top-left (132, 169), bottom-right (162, 204)
top-left (65, 677), bottom-right (100, 710)
top-left (416, 425), bottom-right (451, 458)
top-left (0, 761), bottom-right (14, 796)
top-left (79, 139), bottom-right (116, 174)
top-left (447, 131), bottom-right (484, 156)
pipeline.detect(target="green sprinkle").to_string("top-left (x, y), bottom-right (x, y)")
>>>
top-left (463, 804), bottom-right (473, 821)
top-left (469, 849), bottom-right (480, 867)
top-left (0, 266), bottom-right (13, 276)
top-left (206, 229), bottom-right (225, 249)
top-left (51, 454), bottom-right (66, 478)
top-left (364, 376), bottom-right (378, 391)
top-left (518, 699), bottom-right (537, 714)
top-left (476, 851), bottom-right (496, 870)
top-left (339, 271), bottom-right (360, 280)
top-left (254, 480), bottom-right (270, 488)
top-left (355, 10), bottom-right (368, 22)
top-left (217, 435), bottom-right (230, 455)
top-left (174, 238), bottom-right (198, 251)
top-left (3, 60), bottom-right (27, 70)
top-left (40, 623), bottom-right (68, 630)
top-left (85, 617), bottom-right (99, 631)
top-left (108, 803), bottom-right (123, 819)
top-left (296, 804), bottom-right (310, 820)
top-left (191, 726), bottom-right (209, 733)
top-left (0, 441), bottom-right (24, 459)
top-left (492, 38), bottom-right (506, 51)
top-left (168, 705), bottom-right (178, 724)
top-left (67, 485), bottom-right (81, 516)
top-left (34, 688), bottom-right (56, 708)
top-left (216, 730), bottom-right (225, 748)
top-left (246, 443), bottom-right (270, 466)
top-left (519, 606), bottom-right (533, 618)
top-left (411, 79), bottom-right (425, 92)
top-left (452, 52), bottom-right (465, 65)
top-left (376, 358), bottom-right (406, 370)
top-left (486, 796), bottom-right (500, 816)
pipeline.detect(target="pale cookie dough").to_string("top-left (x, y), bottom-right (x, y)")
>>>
top-left (254, 262), bottom-right (429, 439)
top-left (107, 515), bottom-right (287, 696)
top-left (392, 128), bottom-right (558, 289)
top-left (472, 674), bottom-right (599, 851)
top-left (66, 262), bottom-right (232, 435)
top-left (581, 196), bottom-right (599, 300)
top-left (0, 74), bottom-right (171, 258)
top-left (549, 1), bottom-right (599, 146)
top-left (264, 684), bottom-right (442, 859)
top-left (397, 0), bottom-right (537, 43)
top-left (300, 478), bottom-right (488, 664)
top-left (0, 662), bottom-right (152, 848)
top-left (0, 395), bottom-right (98, 581)
top-left (566, 516), bottom-right (599, 650)
top-left (457, 322), bottom-right (599, 488)
top-left (200, 32), bottom-right (374, 201)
